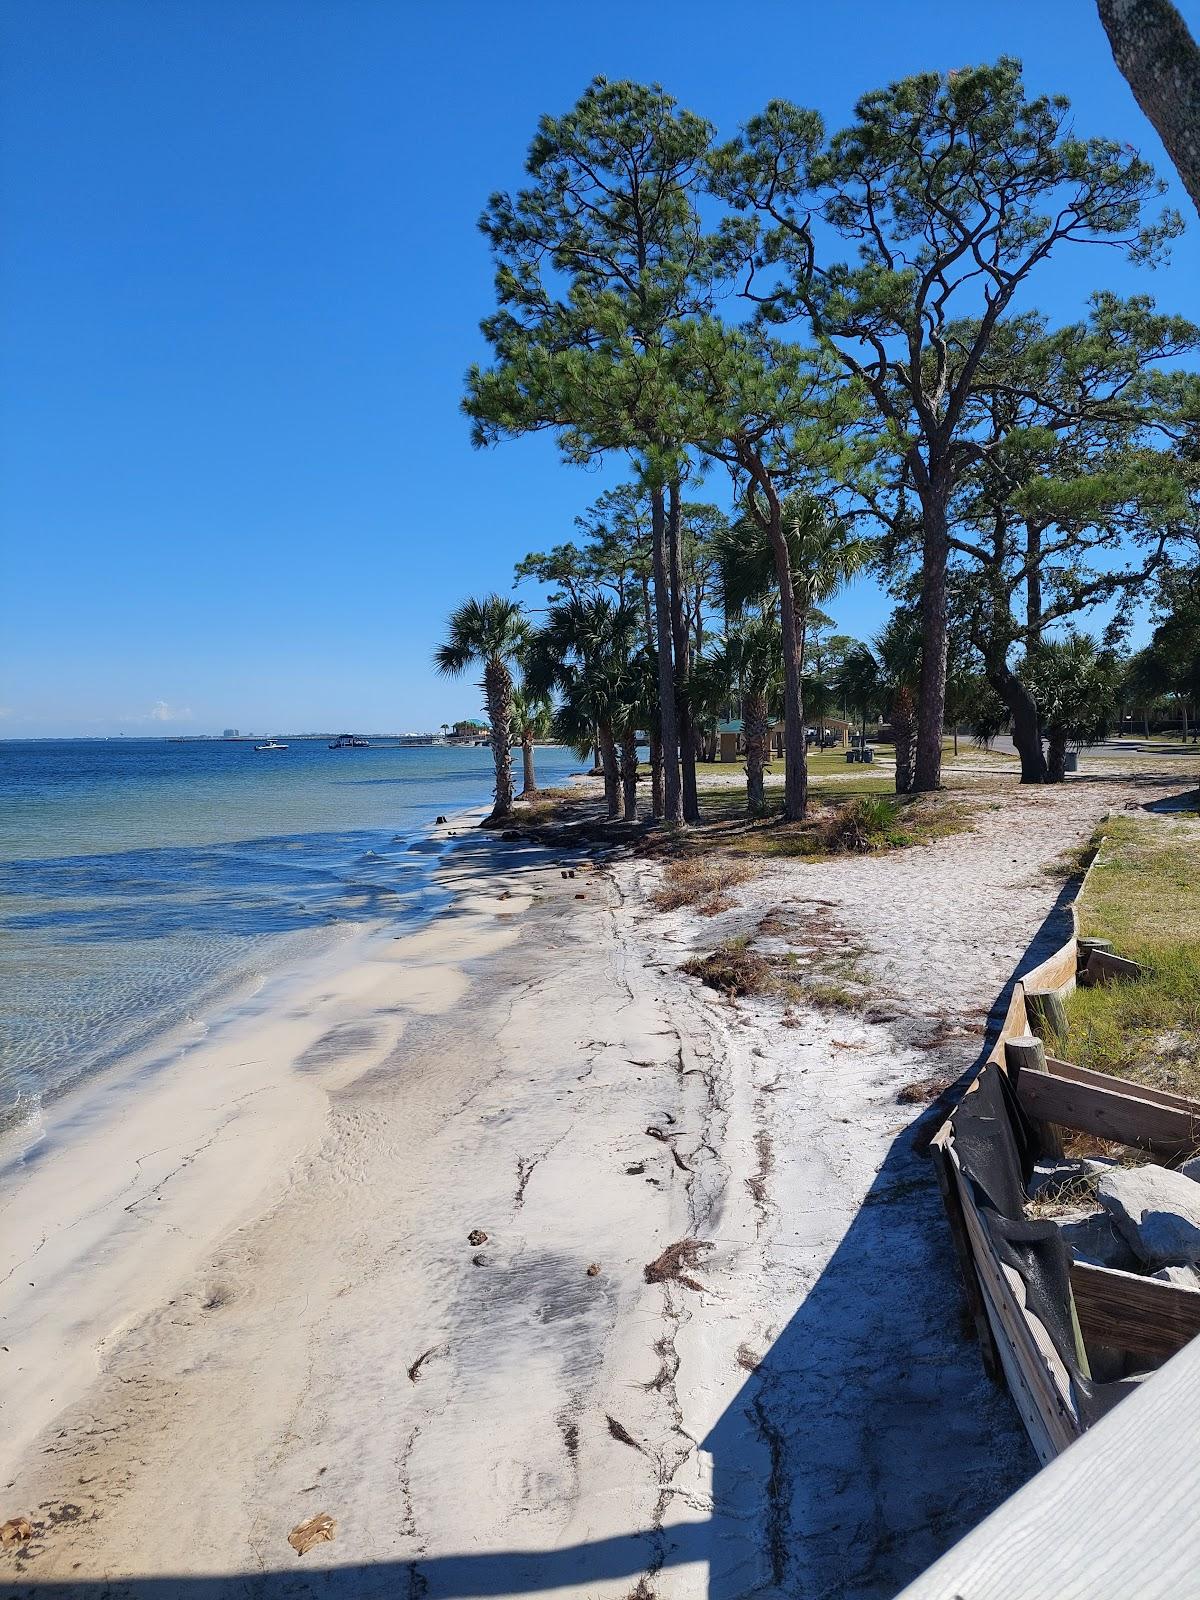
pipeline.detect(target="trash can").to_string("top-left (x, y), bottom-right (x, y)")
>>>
top-left (1064, 751), bottom-right (1078, 773)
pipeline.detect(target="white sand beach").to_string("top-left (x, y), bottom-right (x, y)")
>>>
top-left (1, 769), bottom-right (1196, 1597)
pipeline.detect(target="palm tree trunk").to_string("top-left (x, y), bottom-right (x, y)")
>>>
top-left (519, 731), bottom-right (538, 798)
top-left (650, 488), bottom-right (683, 823)
top-left (620, 727), bottom-right (638, 822)
top-left (649, 732), bottom-right (664, 819)
top-left (598, 721), bottom-right (620, 820)
top-left (892, 687), bottom-right (917, 795)
top-left (743, 692), bottom-right (769, 818)
top-left (483, 660), bottom-right (515, 823)
top-left (1046, 728), bottom-right (1068, 783)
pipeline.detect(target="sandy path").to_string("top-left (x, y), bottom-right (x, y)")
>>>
top-left (1, 772), bottom-right (1193, 1598)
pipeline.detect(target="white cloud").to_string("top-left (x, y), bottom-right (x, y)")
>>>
top-left (149, 699), bottom-right (192, 723)
top-left (118, 700), bottom-right (195, 725)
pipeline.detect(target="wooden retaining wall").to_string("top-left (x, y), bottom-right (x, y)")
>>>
top-left (929, 832), bottom-right (1200, 1465)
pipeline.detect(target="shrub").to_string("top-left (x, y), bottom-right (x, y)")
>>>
top-left (824, 795), bottom-right (912, 853)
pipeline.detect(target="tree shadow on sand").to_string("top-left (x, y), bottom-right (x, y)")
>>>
top-left (7, 836), bottom-right (1048, 1600)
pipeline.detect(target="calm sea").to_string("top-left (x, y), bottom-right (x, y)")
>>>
top-left (0, 738), bottom-right (579, 1128)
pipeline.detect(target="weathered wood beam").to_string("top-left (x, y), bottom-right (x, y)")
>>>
top-left (1017, 1070), bottom-right (1200, 1159)
top-left (1071, 1260), bottom-right (1200, 1364)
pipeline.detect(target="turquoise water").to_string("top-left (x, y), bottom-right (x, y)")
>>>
top-left (0, 738), bottom-right (579, 1126)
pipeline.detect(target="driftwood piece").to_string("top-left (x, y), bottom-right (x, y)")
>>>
top-left (1005, 1035), bottom-right (1064, 1157)
top-left (1016, 1071), bottom-right (1200, 1160)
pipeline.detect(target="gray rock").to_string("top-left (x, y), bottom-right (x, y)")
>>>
top-left (1096, 1166), bottom-right (1200, 1267)
top-left (1151, 1264), bottom-right (1200, 1289)
top-left (1054, 1209), bottom-right (1140, 1271)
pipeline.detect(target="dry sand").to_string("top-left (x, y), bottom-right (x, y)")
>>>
top-left (1, 766), bottom-right (1195, 1598)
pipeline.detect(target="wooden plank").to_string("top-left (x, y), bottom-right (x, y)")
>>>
top-left (986, 982), bottom-right (1030, 1070)
top-left (1021, 939), bottom-right (1078, 996)
top-left (1085, 949), bottom-right (1143, 985)
top-left (972, 1262), bottom-right (1059, 1467)
top-left (929, 1139), bottom-right (1003, 1383)
top-left (1016, 1070), bottom-right (1200, 1159)
top-left (1046, 1055), bottom-right (1200, 1115)
top-left (1071, 1260), bottom-right (1200, 1364)
top-left (894, 1332), bottom-right (1200, 1599)
top-left (949, 1150), bottom-right (1081, 1457)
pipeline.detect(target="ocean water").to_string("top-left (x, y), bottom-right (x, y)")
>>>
top-left (0, 738), bottom-right (579, 1127)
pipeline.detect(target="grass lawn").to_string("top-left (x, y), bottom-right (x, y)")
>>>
top-left (1064, 814), bottom-right (1200, 1097)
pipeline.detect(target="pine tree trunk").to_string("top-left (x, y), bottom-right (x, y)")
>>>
top-left (745, 455), bottom-right (807, 822)
top-left (620, 727), bottom-right (638, 822)
top-left (743, 692), bottom-right (769, 817)
top-left (519, 731), bottom-right (538, 798)
top-left (668, 481), bottom-right (700, 824)
top-left (1025, 521), bottom-right (1044, 650)
top-left (650, 731), bottom-right (664, 819)
top-left (483, 660), bottom-right (515, 824)
top-left (987, 660), bottom-right (1048, 784)
top-left (914, 487), bottom-right (949, 792)
top-left (598, 722), bottom-right (620, 819)
top-left (1098, 0), bottom-right (1200, 217)
top-left (650, 488), bottom-right (682, 823)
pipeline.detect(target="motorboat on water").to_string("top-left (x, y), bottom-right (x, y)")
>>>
top-left (328, 733), bottom-right (370, 748)
top-left (254, 740), bottom-right (288, 751)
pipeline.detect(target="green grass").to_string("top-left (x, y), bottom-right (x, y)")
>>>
top-left (1064, 816), bottom-right (1200, 1096)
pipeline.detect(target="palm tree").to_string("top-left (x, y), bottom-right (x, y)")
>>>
top-left (721, 494), bottom-right (871, 819)
top-left (712, 614), bottom-right (784, 817)
top-left (510, 687), bottom-right (553, 799)
top-left (434, 595), bottom-right (529, 825)
top-left (837, 643), bottom-right (883, 754)
top-left (531, 596), bottom-right (642, 821)
top-left (873, 612), bottom-right (923, 795)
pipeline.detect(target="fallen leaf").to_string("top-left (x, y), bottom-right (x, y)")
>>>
top-left (288, 1513), bottom-right (336, 1556)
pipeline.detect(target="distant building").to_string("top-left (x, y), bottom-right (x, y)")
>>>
top-left (451, 719), bottom-right (489, 742)
top-left (222, 728), bottom-right (240, 738)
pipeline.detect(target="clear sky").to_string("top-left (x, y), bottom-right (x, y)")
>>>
top-left (3, 0), bottom-right (1199, 737)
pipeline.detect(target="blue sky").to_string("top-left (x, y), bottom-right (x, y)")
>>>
top-left (3, 0), bottom-right (1198, 736)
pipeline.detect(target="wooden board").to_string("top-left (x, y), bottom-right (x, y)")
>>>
top-left (1071, 1260), bottom-right (1200, 1364)
top-left (1046, 1055), bottom-right (1200, 1116)
top-left (948, 1148), bottom-right (1081, 1459)
top-left (1016, 1070), bottom-right (1200, 1159)
top-left (895, 1332), bottom-right (1200, 1599)
top-left (1020, 939), bottom-right (1078, 997)
top-left (929, 1139), bottom-right (1002, 1382)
